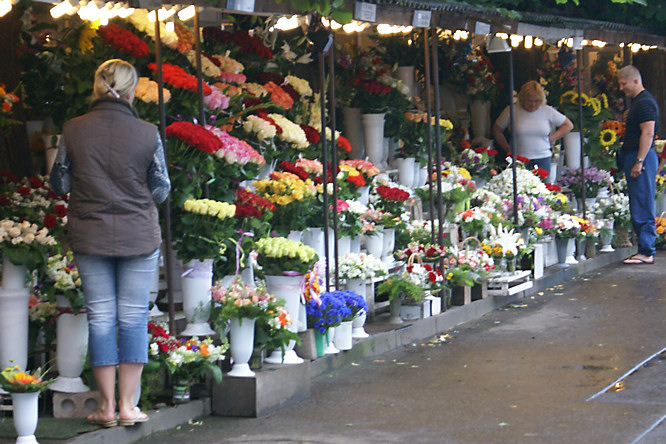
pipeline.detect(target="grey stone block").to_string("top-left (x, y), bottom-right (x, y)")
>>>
top-left (52, 390), bottom-right (100, 418)
top-left (212, 361), bottom-right (310, 417)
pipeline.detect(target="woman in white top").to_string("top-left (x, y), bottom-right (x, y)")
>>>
top-left (491, 80), bottom-right (573, 174)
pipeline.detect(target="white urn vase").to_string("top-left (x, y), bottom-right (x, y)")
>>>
top-left (362, 113), bottom-right (387, 171)
top-left (264, 275), bottom-right (304, 364)
top-left (180, 258), bottom-right (215, 336)
top-left (11, 391), bottom-right (40, 444)
top-left (227, 317), bottom-right (256, 378)
top-left (49, 296), bottom-right (90, 393)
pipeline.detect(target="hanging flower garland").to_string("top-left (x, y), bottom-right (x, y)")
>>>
top-left (97, 23), bottom-right (150, 58)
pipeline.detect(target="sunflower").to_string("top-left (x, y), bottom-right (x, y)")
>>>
top-left (600, 129), bottom-right (617, 147)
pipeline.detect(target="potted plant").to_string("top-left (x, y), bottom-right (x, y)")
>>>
top-left (147, 322), bottom-right (227, 404)
top-left (1, 364), bottom-right (53, 442)
top-left (376, 275), bottom-right (423, 324)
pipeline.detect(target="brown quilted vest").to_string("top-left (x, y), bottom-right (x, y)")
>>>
top-left (62, 99), bottom-right (161, 256)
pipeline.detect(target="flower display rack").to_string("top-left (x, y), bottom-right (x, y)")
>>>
top-left (486, 270), bottom-right (533, 297)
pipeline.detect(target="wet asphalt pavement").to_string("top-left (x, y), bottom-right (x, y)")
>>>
top-left (135, 253), bottom-right (666, 443)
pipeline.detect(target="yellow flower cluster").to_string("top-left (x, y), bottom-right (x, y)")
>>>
top-left (285, 75), bottom-right (312, 97)
top-left (256, 237), bottom-right (317, 263)
top-left (253, 172), bottom-right (317, 206)
top-left (183, 199), bottom-right (236, 220)
top-left (561, 91), bottom-right (606, 116)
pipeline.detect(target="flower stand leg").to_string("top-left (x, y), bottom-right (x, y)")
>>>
top-left (323, 328), bottom-right (339, 355)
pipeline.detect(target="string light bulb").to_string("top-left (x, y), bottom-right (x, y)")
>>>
top-left (178, 5), bottom-right (196, 21)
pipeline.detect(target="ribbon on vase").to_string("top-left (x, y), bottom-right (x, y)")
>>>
top-left (54, 306), bottom-right (87, 319)
top-left (181, 259), bottom-right (214, 279)
top-left (231, 230), bottom-right (254, 276)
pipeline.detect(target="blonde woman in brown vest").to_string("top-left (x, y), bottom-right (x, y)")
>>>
top-left (50, 59), bottom-right (170, 427)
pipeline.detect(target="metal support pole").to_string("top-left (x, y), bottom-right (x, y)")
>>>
top-left (508, 50), bottom-right (519, 225)
top-left (193, 10), bottom-right (206, 126)
top-left (328, 44), bottom-right (340, 290)
top-left (423, 28), bottom-right (436, 244)
top-left (319, 51), bottom-right (331, 290)
top-left (576, 49), bottom-right (587, 219)
top-left (154, 16), bottom-right (176, 335)
top-left (429, 28), bottom-right (445, 246)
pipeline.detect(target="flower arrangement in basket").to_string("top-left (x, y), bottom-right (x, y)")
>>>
top-left (403, 254), bottom-right (445, 295)
top-left (306, 291), bottom-right (350, 334)
top-left (559, 167), bottom-right (612, 199)
top-left (0, 364), bottom-right (52, 393)
top-left (376, 274), bottom-right (424, 303)
top-left (171, 198), bottom-right (236, 264)
top-left (43, 250), bottom-right (85, 314)
top-left (441, 239), bottom-right (494, 288)
top-left (147, 322), bottom-right (227, 384)
top-left (338, 252), bottom-right (388, 281)
top-left (0, 218), bottom-right (57, 271)
top-left (255, 237), bottom-right (318, 276)
top-left (395, 242), bottom-right (446, 263)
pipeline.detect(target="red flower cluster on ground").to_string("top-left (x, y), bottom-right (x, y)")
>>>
top-left (148, 63), bottom-right (212, 96)
top-left (166, 121), bottom-right (221, 154)
top-left (98, 23), bottom-right (150, 58)
top-left (233, 188), bottom-right (276, 218)
top-left (279, 161), bottom-right (309, 180)
top-left (300, 124), bottom-right (321, 144)
top-left (376, 185), bottom-right (410, 202)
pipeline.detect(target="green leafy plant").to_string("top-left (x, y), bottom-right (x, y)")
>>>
top-left (376, 275), bottom-right (424, 302)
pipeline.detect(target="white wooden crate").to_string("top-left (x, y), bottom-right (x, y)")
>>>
top-left (487, 270), bottom-right (533, 296)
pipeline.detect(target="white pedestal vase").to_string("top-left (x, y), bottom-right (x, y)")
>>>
top-left (2, 256), bottom-right (28, 290)
top-left (333, 321), bottom-right (353, 351)
top-left (323, 328), bottom-right (339, 355)
top-left (180, 258), bottom-right (215, 336)
top-left (343, 107), bottom-right (365, 160)
top-left (302, 227), bottom-right (325, 265)
top-left (227, 318), bottom-right (256, 378)
top-left (600, 220), bottom-right (615, 252)
top-left (396, 66), bottom-right (416, 99)
top-left (398, 157), bottom-right (416, 188)
top-left (364, 231), bottom-right (384, 258)
top-left (556, 237), bottom-right (577, 265)
top-left (389, 298), bottom-right (403, 324)
top-left (470, 100), bottom-right (491, 142)
top-left (350, 236), bottom-right (361, 254)
top-left (564, 132), bottom-right (582, 169)
top-left (264, 275), bottom-right (304, 364)
top-left (362, 113), bottom-right (386, 171)
top-left (11, 391), bottom-right (39, 444)
top-left (352, 310), bottom-right (369, 338)
top-left (0, 287), bottom-right (30, 372)
top-left (381, 228), bottom-right (396, 261)
top-left (49, 296), bottom-right (89, 393)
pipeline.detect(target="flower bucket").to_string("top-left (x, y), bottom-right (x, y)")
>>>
top-left (470, 100), bottom-right (491, 141)
top-left (398, 157), bottom-right (416, 188)
top-left (172, 379), bottom-right (191, 404)
top-left (388, 298), bottom-right (403, 324)
top-left (313, 330), bottom-right (326, 357)
top-left (0, 286), bottom-right (30, 370)
top-left (2, 256), bottom-right (28, 290)
top-left (381, 228), bottom-right (396, 261)
top-left (323, 328), bottom-right (339, 355)
top-left (361, 113), bottom-right (386, 170)
top-left (364, 231), bottom-right (384, 258)
top-left (333, 321), bottom-right (353, 351)
top-left (564, 132), bottom-right (582, 169)
top-left (180, 258), bottom-right (215, 336)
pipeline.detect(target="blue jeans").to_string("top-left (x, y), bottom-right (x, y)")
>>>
top-left (526, 157), bottom-right (551, 174)
top-left (75, 249), bottom-right (160, 367)
top-left (621, 149), bottom-right (657, 257)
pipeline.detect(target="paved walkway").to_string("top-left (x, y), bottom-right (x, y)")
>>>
top-left (132, 251), bottom-right (666, 444)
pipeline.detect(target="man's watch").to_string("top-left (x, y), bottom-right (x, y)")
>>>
top-left (636, 157), bottom-right (644, 163)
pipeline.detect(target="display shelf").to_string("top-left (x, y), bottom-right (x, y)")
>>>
top-left (486, 270), bottom-right (533, 296)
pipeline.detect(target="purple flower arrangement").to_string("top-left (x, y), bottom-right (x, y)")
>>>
top-left (559, 167), bottom-right (611, 198)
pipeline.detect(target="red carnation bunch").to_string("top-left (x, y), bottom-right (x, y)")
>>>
top-left (358, 80), bottom-right (391, 95)
top-left (28, 176), bottom-right (43, 189)
top-left (279, 161), bottom-right (309, 180)
top-left (507, 153), bottom-right (531, 164)
top-left (376, 185), bottom-right (409, 202)
top-left (346, 173), bottom-right (365, 187)
top-left (98, 23), bottom-right (150, 58)
top-left (0, 169), bottom-right (19, 183)
top-left (148, 63), bottom-right (212, 96)
top-left (148, 322), bottom-right (178, 354)
top-left (166, 121), bottom-right (221, 154)
top-left (233, 188), bottom-right (276, 218)
top-left (545, 183), bottom-right (562, 192)
top-left (337, 136), bottom-right (352, 153)
top-left (533, 167), bottom-right (549, 181)
top-left (300, 124), bottom-right (321, 144)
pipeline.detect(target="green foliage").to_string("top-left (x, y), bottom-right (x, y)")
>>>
top-left (376, 276), bottom-right (424, 302)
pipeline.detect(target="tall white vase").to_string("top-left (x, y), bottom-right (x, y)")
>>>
top-left (362, 113), bottom-right (386, 171)
top-left (2, 256), bottom-right (28, 290)
top-left (398, 157), bottom-right (416, 188)
top-left (381, 228), bottom-right (396, 261)
top-left (333, 321), bottom-right (353, 351)
top-left (180, 258), bottom-right (215, 336)
top-left (364, 231), bottom-right (384, 258)
top-left (338, 236), bottom-right (351, 257)
top-left (350, 236), bottom-right (361, 254)
top-left (49, 296), bottom-right (89, 393)
top-left (564, 132), bottom-right (582, 169)
top-left (396, 66), bottom-right (416, 99)
top-left (227, 317), bottom-right (256, 378)
top-left (0, 287), bottom-right (30, 372)
top-left (346, 278), bottom-right (369, 338)
top-left (11, 391), bottom-right (39, 444)
top-left (264, 275), bottom-right (304, 364)
top-left (343, 107), bottom-right (365, 160)
top-left (302, 227), bottom-right (325, 265)
top-left (470, 100), bottom-right (491, 141)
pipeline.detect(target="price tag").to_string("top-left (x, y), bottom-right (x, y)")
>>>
top-left (227, 0), bottom-right (255, 13)
top-left (412, 10), bottom-right (431, 28)
top-left (475, 22), bottom-right (491, 35)
top-left (354, 2), bottom-right (376, 23)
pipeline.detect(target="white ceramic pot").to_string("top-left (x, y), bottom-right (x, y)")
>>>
top-left (381, 227), bottom-right (396, 261)
top-left (351, 311), bottom-right (369, 338)
top-left (338, 236), bottom-right (351, 257)
top-left (49, 296), bottom-right (90, 393)
top-left (0, 286), bottom-right (30, 371)
top-left (398, 157), bottom-right (416, 188)
top-left (364, 231), bottom-right (384, 258)
top-left (333, 321), bottom-right (353, 351)
top-left (564, 132), bottom-right (582, 169)
top-left (362, 113), bottom-right (386, 170)
top-left (2, 256), bottom-right (28, 290)
top-left (11, 391), bottom-right (39, 444)
top-left (323, 327), bottom-right (339, 355)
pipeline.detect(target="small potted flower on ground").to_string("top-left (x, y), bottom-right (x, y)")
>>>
top-left (306, 291), bottom-right (351, 356)
top-left (1, 364), bottom-right (53, 441)
top-left (376, 275), bottom-right (423, 324)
